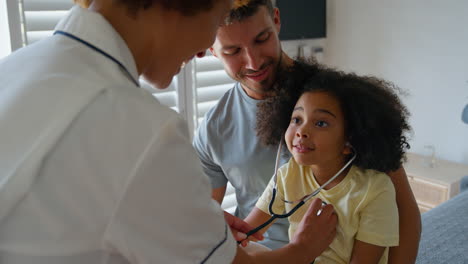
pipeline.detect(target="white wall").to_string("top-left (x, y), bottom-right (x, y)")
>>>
top-left (324, 0), bottom-right (468, 164)
top-left (0, 0), bottom-right (12, 59)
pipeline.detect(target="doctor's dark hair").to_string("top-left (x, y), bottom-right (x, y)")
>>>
top-left (256, 61), bottom-right (412, 172)
top-left (114, 0), bottom-right (216, 16)
top-left (225, 0), bottom-right (274, 24)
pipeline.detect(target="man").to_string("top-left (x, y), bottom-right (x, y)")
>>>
top-left (0, 0), bottom-right (337, 263)
top-left (193, 0), bottom-right (421, 261)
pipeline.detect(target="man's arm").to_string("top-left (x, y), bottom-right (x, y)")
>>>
top-left (212, 185), bottom-right (227, 204)
top-left (387, 167), bottom-right (421, 264)
top-left (193, 116), bottom-right (230, 203)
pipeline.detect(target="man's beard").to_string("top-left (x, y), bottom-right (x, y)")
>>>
top-left (236, 53), bottom-right (284, 97)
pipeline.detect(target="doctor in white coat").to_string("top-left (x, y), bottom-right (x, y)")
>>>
top-left (0, 0), bottom-right (337, 263)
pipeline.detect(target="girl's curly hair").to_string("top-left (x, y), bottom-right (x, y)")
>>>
top-left (256, 59), bottom-right (324, 146)
top-left (256, 60), bottom-right (411, 172)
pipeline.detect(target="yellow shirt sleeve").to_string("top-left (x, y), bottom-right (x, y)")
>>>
top-left (355, 172), bottom-right (399, 247)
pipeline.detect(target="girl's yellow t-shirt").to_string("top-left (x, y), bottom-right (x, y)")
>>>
top-left (256, 158), bottom-right (399, 264)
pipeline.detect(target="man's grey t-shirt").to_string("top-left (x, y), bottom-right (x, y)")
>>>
top-left (193, 82), bottom-right (291, 249)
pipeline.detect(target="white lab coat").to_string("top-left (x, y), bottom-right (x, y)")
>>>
top-left (0, 6), bottom-right (236, 263)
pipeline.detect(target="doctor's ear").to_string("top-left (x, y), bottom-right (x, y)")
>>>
top-left (343, 142), bottom-right (353, 155)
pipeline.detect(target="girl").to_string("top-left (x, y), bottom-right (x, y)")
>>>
top-left (245, 61), bottom-right (411, 264)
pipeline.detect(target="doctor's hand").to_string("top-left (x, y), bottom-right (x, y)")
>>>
top-left (223, 211), bottom-right (264, 247)
top-left (290, 198), bottom-right (337, 262)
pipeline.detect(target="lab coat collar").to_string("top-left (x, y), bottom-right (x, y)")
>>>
top-left (55, 6), bottom-right (140, 86)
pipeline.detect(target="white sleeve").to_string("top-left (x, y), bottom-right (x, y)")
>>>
top-left (103, 116), bottom-right (236, 263)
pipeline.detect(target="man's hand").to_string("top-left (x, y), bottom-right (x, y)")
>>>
top-left (290, 198), bottom-right (337, 261)
top-left (224, 211), bottom-right (264, 247)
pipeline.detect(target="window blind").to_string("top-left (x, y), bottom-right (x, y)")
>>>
top-left (192, 51), bottom-right (235, 126)
top-left (22, 0), bottom-right (73, 45)
top-left (192, 52), bottom-right (237, 212)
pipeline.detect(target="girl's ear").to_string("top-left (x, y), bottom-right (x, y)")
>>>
top-left (343, 142), bottom-right (353, 155)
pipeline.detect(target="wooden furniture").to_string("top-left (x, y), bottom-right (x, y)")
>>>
top-left (404, 152), bottom-right (468, 213)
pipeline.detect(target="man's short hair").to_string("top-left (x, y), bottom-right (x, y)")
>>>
top-left (225, 0), bottom-right (274, 24)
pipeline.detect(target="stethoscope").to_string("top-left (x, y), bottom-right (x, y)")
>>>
top-left (239, 141), bottom-right (356, 244)
top-left (54, 30), bottom-right (140, 88)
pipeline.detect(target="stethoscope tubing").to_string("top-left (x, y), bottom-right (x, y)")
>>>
top-left (242, 189), bottom-right (305, 241)
top-left (238, 142), bottom-right (356, 244)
